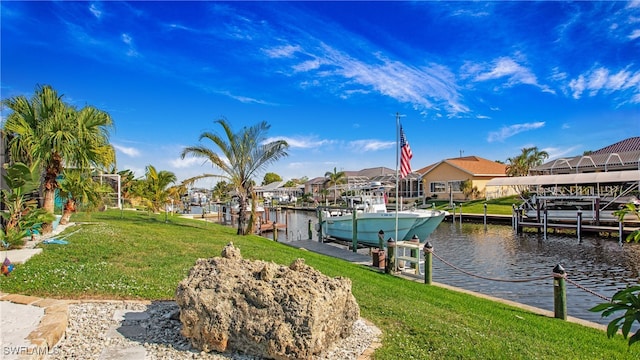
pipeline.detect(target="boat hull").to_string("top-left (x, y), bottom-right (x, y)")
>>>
top-left (322, 212), bottom-right (418, 246)
top-left (403, 210), bottom-right (448, 240)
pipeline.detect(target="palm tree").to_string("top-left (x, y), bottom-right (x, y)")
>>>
top-left (135, 165), bottom-right (177, 213)
top-left (57, 170), bottom-right (107, 224)
top-left (324, 167), bottom-right (346, 205)
top-left (506, 147), bottom-right (549, 177)
top-left (2, 85), bottom-right (115, 233)
top-left (180, 118), bottom-right (289, 235)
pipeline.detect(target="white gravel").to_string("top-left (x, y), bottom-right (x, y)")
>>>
top-left (50, 301), bottom-right (381, 360)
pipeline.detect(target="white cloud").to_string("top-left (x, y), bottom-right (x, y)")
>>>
top-left (169, 156), bottom-right (211, 169)
top-left (264, 136), bottom-right (333, 149)
top-left (629, 29), bottom-right (640, 40)
top-left (89, 3), bottom-right (102, 19)
top-left (264, 45), bottom-right (302, 58)
top-left (348, 139), bottom-right (395, 153)
top-left (474, 57), bottom-right (538, 87)
top-left (113, 143), bottom-right (141, 157)
top-left (487, 122), bottom-right (545, 143)
top-left (121, 33), bottom-right (139, 57)
top-left (568, 66), bottom-right (640, 102)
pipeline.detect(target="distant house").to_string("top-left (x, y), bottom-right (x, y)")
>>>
top-left (303, 167), bottom-right (420, 202)
top-left (416, 156), bottom-right (508, 202)
top-left (255, 180), bottom-right (303, 203)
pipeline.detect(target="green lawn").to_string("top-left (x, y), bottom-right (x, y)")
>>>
top-left (1, 209), bottom-right (637, 359)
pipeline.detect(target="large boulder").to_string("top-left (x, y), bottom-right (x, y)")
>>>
top-left (175, 242), bottom-right (360, 359)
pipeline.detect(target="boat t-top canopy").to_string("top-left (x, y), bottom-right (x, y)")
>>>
top-left (486, 169), bottom-right (640, 187)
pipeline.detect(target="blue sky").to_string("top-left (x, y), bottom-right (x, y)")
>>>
top-left (2, 1), bottom-right (639, 188)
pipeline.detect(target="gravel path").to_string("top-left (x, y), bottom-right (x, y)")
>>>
top-left (50, 301), bottom-right (381, 359)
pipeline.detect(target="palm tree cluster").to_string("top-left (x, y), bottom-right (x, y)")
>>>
top-left (505, 147), bottom-right (549, 177)
top-left (2, 85), bottom-right (115, 236)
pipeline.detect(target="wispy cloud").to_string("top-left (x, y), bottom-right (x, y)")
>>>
top-left (169, 156), bottom-right (211, 169)
top-left (265, 136), bottom-right (334, 149)
top-left (487, 122), bottom-right (545, 143)
top-left (467, 57), bottom-right (554, 94)
top-left (121, 33), bottom-right (139, 57)
top-left (348, 139), bottom-right (395, 152)
top-left (283, 44), bottom-right (469, 116)
top-left (263, 45), bottom-right (302, 58)
top-left (568, 66), bottom-right (640, 103)
top-left (89, 3), bottom-right (102, 19)
top-left (113, 143), bottom-right (141, 157)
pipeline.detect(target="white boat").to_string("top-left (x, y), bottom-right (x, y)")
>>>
top-left (320, 184), bottom-right (447, 246)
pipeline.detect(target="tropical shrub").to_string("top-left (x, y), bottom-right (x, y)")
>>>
top-left (0, 162), bottom-right (54, 248)
top-left (590, 286), bottom-right (640, 348)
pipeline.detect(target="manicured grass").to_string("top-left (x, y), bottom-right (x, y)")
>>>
top-left (427, 195), bottom-right (523, 215)
top-left (1, 209), bottom-right (637, 359)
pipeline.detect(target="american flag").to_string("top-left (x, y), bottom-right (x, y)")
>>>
top-left (400, 125), bottom-right (413, 178)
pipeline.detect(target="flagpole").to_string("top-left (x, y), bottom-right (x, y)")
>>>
top-left (395, 112), bottom-right (400, 246)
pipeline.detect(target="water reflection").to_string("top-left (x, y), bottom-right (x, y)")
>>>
top-left (428, 222), bottom-right (640, 327)
top-left (265, 210), bottom-right (640, 327)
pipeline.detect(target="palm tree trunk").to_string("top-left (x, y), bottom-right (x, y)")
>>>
top-left (237, 194), bottom-right (247, 235)
top-left (60, 199), bottom-right (75, 225)
top-left (41, 188), bottom-right (56, 234)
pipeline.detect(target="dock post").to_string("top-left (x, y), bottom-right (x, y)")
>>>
top-left (619, 220), bottom-right (623, 245)
top-left (308, 219), bottom-right (313, 240)
top-left (511, 204), bottom-right (516, 230)
top-left (351, 210), bottom-right (357, 253)
top-left (317, 209), bottom-right (324, 243)
top-left (424, 241), bottom-right (433, 285)
top-left (386, 238), bottom-right (396, 274)
top-left (577, 210), bottom-right (582, 242)
top-left (410, 235), bottom-right (419, 270)
top-left (378, 230), bottom-right (385, 250)
top-left (543, 208), bottom-right (548, 240)
top-left (273, 222), bottom-right (278, 242)
top-left (459, 203), bottom-right (462, 223)
top-left (452, 204), bottom-right (456, 224)
top-left (483, 203), bottom-right (487, 228)
top-left (553, 264), bottom-right (567, 320)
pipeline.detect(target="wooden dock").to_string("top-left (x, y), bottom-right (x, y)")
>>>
top-left (444, 212), bottom-right (639, 238)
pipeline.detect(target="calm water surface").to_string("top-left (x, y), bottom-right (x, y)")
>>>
top-left (275, 209), bottom-right (640, 328)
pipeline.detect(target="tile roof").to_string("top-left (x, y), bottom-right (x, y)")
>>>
top-left (591, 137), bottom-right (640, 154)
top-left (416, 156), bottom-right (507, 176)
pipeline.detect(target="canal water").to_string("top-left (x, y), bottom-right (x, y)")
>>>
top-left (265, 209), bottom-right (640, 328)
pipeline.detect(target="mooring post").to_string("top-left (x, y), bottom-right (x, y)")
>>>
top-left (543, 208), bottom-right (548, 240)
top-left (317, 209), bottom-right (323, 243)
top-left (378, 230), bottom-right (385, 250)
top-left (483, 202), bottom-right (487, 228)
top-left (351, 210), bottom-right (357, 253)
top-left (577, 210), bottom-right (582, 242)
top-left (386, 238), bottom-right (396, 274)
top-left (308, 219), bottom-right (313, 240)
top-left (459, 203), bottom-right (462, 223)
top-left (424, 241), bottom-right (433, 285)
top-left (410, 234), bottom-right (419, 270)
top-left (273, 222), bottom-right (278, 242)
top-left (553, 264), bottom-right (567, 320)
top-left (511, 204), bottom-right (516, 230)
top-left (619, 220), bottom-right (623, 245)
top-left (452, 204), bottom-right (456, 224)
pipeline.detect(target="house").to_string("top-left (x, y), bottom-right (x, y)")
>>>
top-left (416, 156), bottom-right (508, 202)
